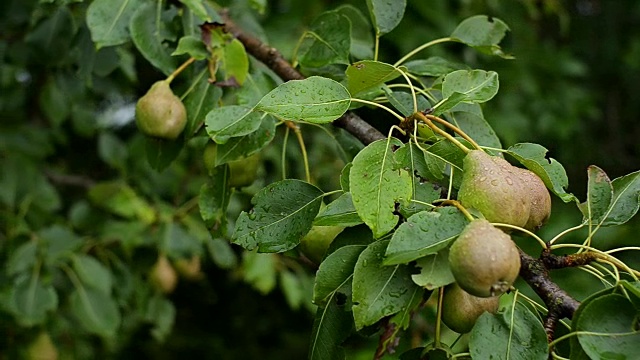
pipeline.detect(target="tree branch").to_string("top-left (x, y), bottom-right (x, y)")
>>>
top-left (219, 10), bottom-right (385, 145)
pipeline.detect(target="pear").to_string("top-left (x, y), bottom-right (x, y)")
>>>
top-left (448, 219), bottom-right (521, 297)
top-left (513, 167), bottom-right (551, 231)
top-left (26, 331), bottom-right (58, 360)
top-left (149, 255), bottom-right (178, 294)
top-left (136, 80), bottom-right (187, 140)
top-left (458, 150), bottom-right (530, 228)
top-left (441, 282), bottom-right (500, 333)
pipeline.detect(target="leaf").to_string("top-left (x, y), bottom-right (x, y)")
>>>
top-left (216, 38), bottom-right (249, 85)
top-left (314, 193), bottom-right (363, 227)
top-left (39, 76), bottom-right (70, 126)
top-left (350, 138), bottom-right (413, 238)
top-left (507, 143), bottom-right (577, 202)
top-left (178, 0), bottom-right (211, 22)
top-left (411, 249), bottom-right (455, 289)
top-left (470, 302), bottom-right (548, 360)
top-left (296, 11), bottom-right (351, 68)
top-left (214, 116), bottom-right (277, 165)
top-left (346, 60), bottom-right (401, 95)
top-left (441, 70), bottom-right (499, 104)
top-left (172, 35), bottom-right (208, 60)
top-left (72, 254), bottom-right (113, 294)
top-left (70, 286), bottom-right (121, 338)
top-left (129, 3), bottom-right (177, 76)
top-left (335, 5), bottom-right (374, 60)
top-left (232, 179), bottom-right (324, 253)
top-left (241, 251), bottom-right (277, 294)
top-left (144, 294), bottom-right (176, 342)
top-left (144, 136), bottom-right (183, 171)
top-left (205, 237), bottom-right (238, 270)
top-left (384, 207), bottom-right (468, 265)
top-left (450, 15), bottom-right (512, 58)
top-left (366, 0), bottom-right (406, 36)
top-left (7, 274), bottom-right (58, 327)
top-left (309, 292), bottom-right (353, 360)
top-left (199, 166), bottom-right (231, 237)
top-left (205, 105), bottom-right (264, 144)
top-left (600, 170), bottom-right (640, 226)
top-left (7, 241), bottom-right (37, 277)
top-left (86, 0), bottom-right (142, 48)
top-left (40, 225), bottom-right (84, 264)
top-left (183, 69), bottom-right (223, 136)
top-left (395, 142), bottom-right (445, 183)
top-left (352, 240), bottom-right (421, 330)
top-left (256, 77), bottom-right (351, 123)
top-left (88, 181), bottom-right (156, 224)
top-left (579, 165), bottom-right (613, 224)
top-left (431, 92), bottom-right (467, 116)
top-left (575, 294), bottom-right (640, 359)
top-left (383, 88), bottom-right (431, 117)
top-left (404, 57), bottom-right (466, 77)
top-left (313, 244), bottom-right (367, 306)
top-left (450, 110), bottom-right (502, 149)
top-left (280, 270), bottom-right (304, 310)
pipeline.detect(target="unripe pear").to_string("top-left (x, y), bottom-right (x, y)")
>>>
top-left (448, 219), bottom-right (521, 297)
top-left (458, 150), bottom-right (530, 227)
top-left (299, 225), bottom-right (344, 264)
top-left (26, 331), bottom-right (58, 360)
top-left (150, 255), bottom-right (178, 294)
top-left (513, 167), bottom-right (551, 231)
top-left (174, 255), bottom-right (203, 281)
top-left (136, 80), bottom-right (187, 140)
top-left (441, 283), bottom-right (500, 333)
top-left (203, 143), bottom-right (260, 188)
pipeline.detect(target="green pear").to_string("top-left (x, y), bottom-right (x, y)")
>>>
top-left (513, 167), bottom-right (551, 231)
top-left (149, 255), bottom-right (178, 294)
top-left (26, 331), bottom-right (58, 360)
top-left (441, 282), bottom-right (500, 333)
top-left (458, 150), bottom-right (530, 228)
top-left (299, 225), bottom-right (344, 264)
top-left (448, 219), bottom-right (521, 297)
top-left (136, 80), bottom-right (187, 140)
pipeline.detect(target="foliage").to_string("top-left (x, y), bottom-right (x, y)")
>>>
top-left (1, 0), bottom-right (639, 359)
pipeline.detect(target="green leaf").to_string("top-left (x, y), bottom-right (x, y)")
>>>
top-left (411, 249), bottom-right (455, 290)
top-left (232, 179), bottom-right (324, 252)
top-left (383, 88), bottom-right (431, 117)
top-left (395, 142), bottom-right (445, 183)
top-left (431, 92), bottom-right (467, 116)
top-left (183, 69), bottom-right (223, 137)
top-left (280, 270), bottom-right (304, 310)
top-left (98, 132), bottom-right (128, 171)
top-left (450, 110), bottom-right (502, 149)
top-left (214, 116), bottom-right (277, 165)
top-left (242, 251), bottom-right (277, 294)
top-left (350, 138), bottom-right (413, 238)
top-left (205, 105), bottom-right (264, 144)
top-left (309, 292), bottom-right (353, 360)
top-left (404, 57), bottom-right (466, 77)
top-left (470, 302), bottom-right (548, 360)
top-left (366, 0), bottom-right (406, 36)
top-left (172, 35), bottom-right (208, 60)
top-left (144, 294), bottom-right (176, 342)
top-left (39, 76), bottom-right (71, 126)
top-left (450, 15), bottom-right (512, 58)
top-left (25, 7), bottom-right (75, 65)
top-left (340, 163), bottom-right (352, 192)
top-left (216, 38), bottom-right (249, 85)
top-left (144, 136), bottom-right (184, 171)
top-left (314, 193), bottom-right (363, 227)
top-left (296, 11), bottom-right (351, 68)
top-left (178, 0), bottom-right (211, 22)
top-left (335, 5), bottom-right (374, 60)
top-left (600, 170), bottom-right (640, 226)
top-left (7, 274), bottom-right (58, 327)
top-left (86, 0), bottom-right (142, 48)
top-left (579, 165), bottom-right (613, 224)
top-left (313, 244), bottom-right (367, 306)
top-left (72, 254), bottom-right (113, 294)
top-left (346, 60), bottom-right (401, 96)
top-left (70, 286), bottom-right (121, 338)
top-left (352, 240), bottom-right (421, 330)
top-left (40, 225), bottom-right (84, 263)
top-left (130, 3), bottom-right (178, 76)
top-left (7, 241), bottom-right (37, 276)
top-left (384, 207), bottom-right (468, 265)
top-left (256, 77), bottom-right (351, 123)
top-left (88, 181), bottom-right (156, 224)
top-left (507, 143), bottom-right (577, 202)
top-left (441, 70), bottom-right (499, 104)
top-left (199, 166), bottom-right (231, 237)
top-left (205, 237), bottom-right (238, 270)
top-left (575, 294), bottom-right (640, 359)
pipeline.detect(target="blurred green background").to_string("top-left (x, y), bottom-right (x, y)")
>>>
top-left (1, 0), bottom-right (639, 358)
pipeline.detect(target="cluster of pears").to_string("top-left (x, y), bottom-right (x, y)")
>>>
top-left (135, 80), bottom-right (187, 140)
top-left (441, 150), bottom-right (552, 333)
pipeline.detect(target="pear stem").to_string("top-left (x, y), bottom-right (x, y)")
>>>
top-left (436, 199), bottom-right (474, 222)
top-left (413, 112), bottom-right (470, 154)
top-left (166, 57), bottom-right (197, 84)
top-left (425, 114), bottom-right (482, 151)
top-left (434, 286), bottom-right (445, 348)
